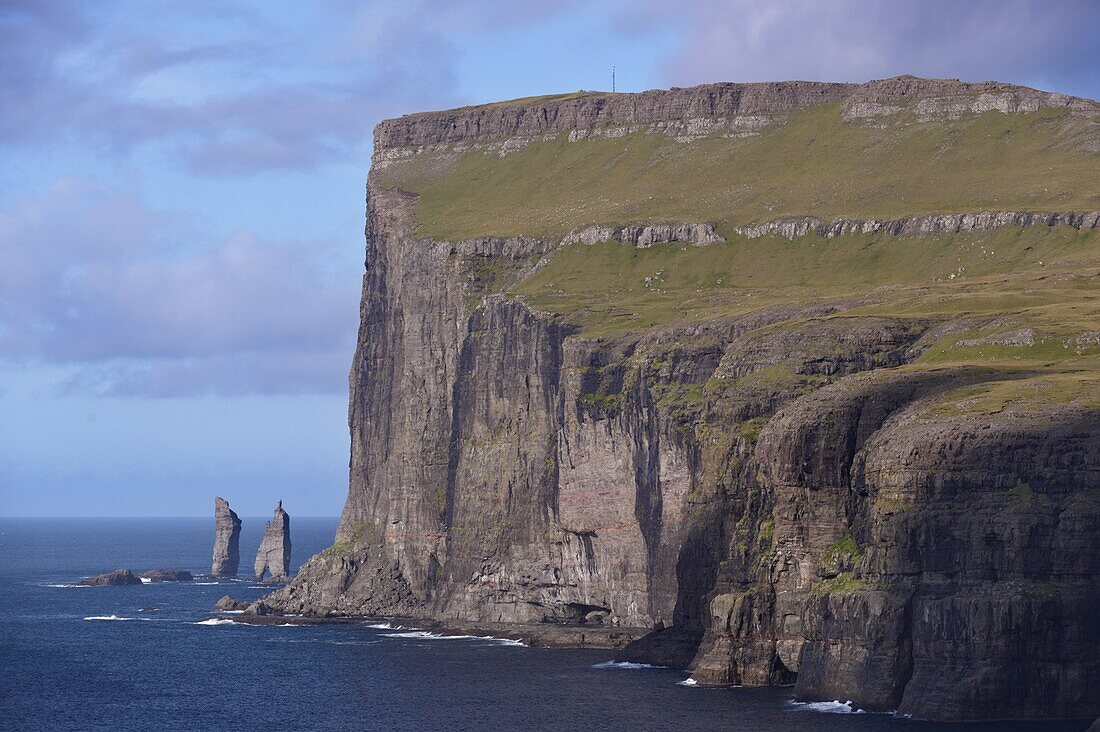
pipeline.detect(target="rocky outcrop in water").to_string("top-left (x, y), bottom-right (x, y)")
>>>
top-left (78, 569), bottom-right (141, 586)
top-left (213, 595), bottom-right (248, 612)
top-left (138, 569), bottom-right (193, 582)
top-left (210, 497), bottom-right (241, 577)
top-left (254, 501), bottom-right (291, 581)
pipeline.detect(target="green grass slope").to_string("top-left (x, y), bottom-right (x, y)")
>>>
top-left (381, 84), bottom-right (1100, 409)
top-left (379, 102), bottom-right (1099, 241)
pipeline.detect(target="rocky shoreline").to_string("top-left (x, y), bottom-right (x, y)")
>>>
top-left (218, 607), bottom-right (647, 650)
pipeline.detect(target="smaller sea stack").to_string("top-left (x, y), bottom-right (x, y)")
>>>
top-left (254, 500), bottom-right (291, 580)
top-left (210, 497), bottom-right (241, 577)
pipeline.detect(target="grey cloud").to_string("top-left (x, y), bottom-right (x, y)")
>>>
top-left (60, 350), bottom-right (353, 398)
top-left (622, 0), bottom-right (1100, 100)
top-left (0, 178), bottom-right (359, 395)
top-left (1, 0), bottom-right (581, 174)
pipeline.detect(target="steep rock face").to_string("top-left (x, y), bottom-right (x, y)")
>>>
top-left (686, 368), bottom-right (1100, 719)
top-left (270, 77), bottom-right (1100, 722)
top-left (375, 81), bottom-right (854, 150)
top-left (255, 501), bottom-right (291, 580)
top-left (211, 497), bottom-right (241, 577)
top-left (375, 75), bottom-right (1095, 153)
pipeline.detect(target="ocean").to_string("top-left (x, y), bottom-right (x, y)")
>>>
top-left (0, 518), bottom-right (1087, 731)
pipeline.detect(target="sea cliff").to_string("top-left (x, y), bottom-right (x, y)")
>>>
top-left (264, 76), bottom-right (1100, 721)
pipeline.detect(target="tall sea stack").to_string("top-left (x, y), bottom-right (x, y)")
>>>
top-left (210, 497), bottom-right (241, 577)
top-left (254, 500), bottom-right (291, 580)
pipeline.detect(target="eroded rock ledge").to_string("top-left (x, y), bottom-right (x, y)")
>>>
top-left (558, 211), bottom-right (1099, 249)
top-left (375, 76), bottom-right (1096, 153)
top-left (376, 80), bottom-right (853, 149)
top-left (734, 210), bottom-right (1100, 240)
top-left (561, 223), bottom-right (724, 247)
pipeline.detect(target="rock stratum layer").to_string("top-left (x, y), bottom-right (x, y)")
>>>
top-left (254, 501), bottom-right (292, 580)
top-left (211, 497), bottom-right (241, 577)
top-left (266, 76), bottom-right (1100, 722)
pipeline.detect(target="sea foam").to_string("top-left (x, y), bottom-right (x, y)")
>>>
top-left (788, 699), bottom-right (863, 714)
top-left (592, 660), bottom-right (667, 670)
top-left (83, 615), bottom-right (149, 622)
top-left (45, 583), bottom-right (92, 588)
top-left (192, 618), bottom-right (238, 626)
top-left (380, 630), bottom-right (525, 646)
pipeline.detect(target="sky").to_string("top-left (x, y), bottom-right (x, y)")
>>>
top-left (1, 0), bottom-right (1098, 517)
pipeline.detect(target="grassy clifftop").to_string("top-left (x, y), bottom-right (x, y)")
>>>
top-left (374, 78), bottom-right (1100, 407)
top-left (378, 100), bottom-right (1098, 240)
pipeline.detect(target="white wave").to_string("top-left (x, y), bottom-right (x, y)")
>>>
top-left (45, 583), bottom-right (91, 588)
top-left (592, 660), bottom-right (666, 670)
top-left (483, 636), bottom-right (526, 647)
top-left (217, 610), bottom-right (245, 615)
top-left (677, 678), bottom-right (698, 686)
top-left (330, 640), bottom-right (381, 646)
top-left (380, 630), bottom-right (525, 646)
top-left (382, 630), bottom-right (470, 640)
top-left (366, 622), bottom-right (400, 629)
top-left (83, 615), bottom-right (150, 622)
top-left (193, 582), bottom-right (220, 585)
top-left (192, 618), bottom-right (238, 626)
top-left (139, 577), bottom-right (152, 584)
top-left (788, 699), bottom-right (863, 714)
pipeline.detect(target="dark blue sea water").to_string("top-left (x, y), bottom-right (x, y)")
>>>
top-left (0, 518), bottom-right (1088, 731)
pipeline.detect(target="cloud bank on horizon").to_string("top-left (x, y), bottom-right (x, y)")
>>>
top-left (1, 0), bottom-right (1097, 399)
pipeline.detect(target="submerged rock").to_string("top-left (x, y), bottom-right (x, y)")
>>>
top-left (212, 595), bottom-right (247, 612)
top-left (210, 496), bottom-right (241, 577)
top-left (139, 569), bottom-right (193, 582)
top-left (254, 500), bottom-right (291, 581)
top-left (77, 569), bottom-right (142, 586)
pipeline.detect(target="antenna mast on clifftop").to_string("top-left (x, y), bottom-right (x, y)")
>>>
top-left (612, 65), bottom-right (616, 92)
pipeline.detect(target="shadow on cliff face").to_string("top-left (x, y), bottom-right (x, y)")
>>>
top-left (661, 364), bottom-right (1099, 719)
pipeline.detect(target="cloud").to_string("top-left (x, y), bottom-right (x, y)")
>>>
top-left (0, 1), bottom-right (441, 173)
top-left (0, 178), bottom-right (359, 395)
top-left (621, 0), bottom-right (1100, 99)
top-left (0, 0), bottom-right (582, 175)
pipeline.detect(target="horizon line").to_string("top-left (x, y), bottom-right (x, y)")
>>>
top-left (0, 515), bottom-right (343, 520)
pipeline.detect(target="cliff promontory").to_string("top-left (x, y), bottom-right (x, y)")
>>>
top-left (265, 76), bottom-right (1100, 722)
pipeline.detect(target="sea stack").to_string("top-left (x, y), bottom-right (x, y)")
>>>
top-left (254, 500), bottom-right (291, 580)
top-left (210, 497), bottom-right (241, 577)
